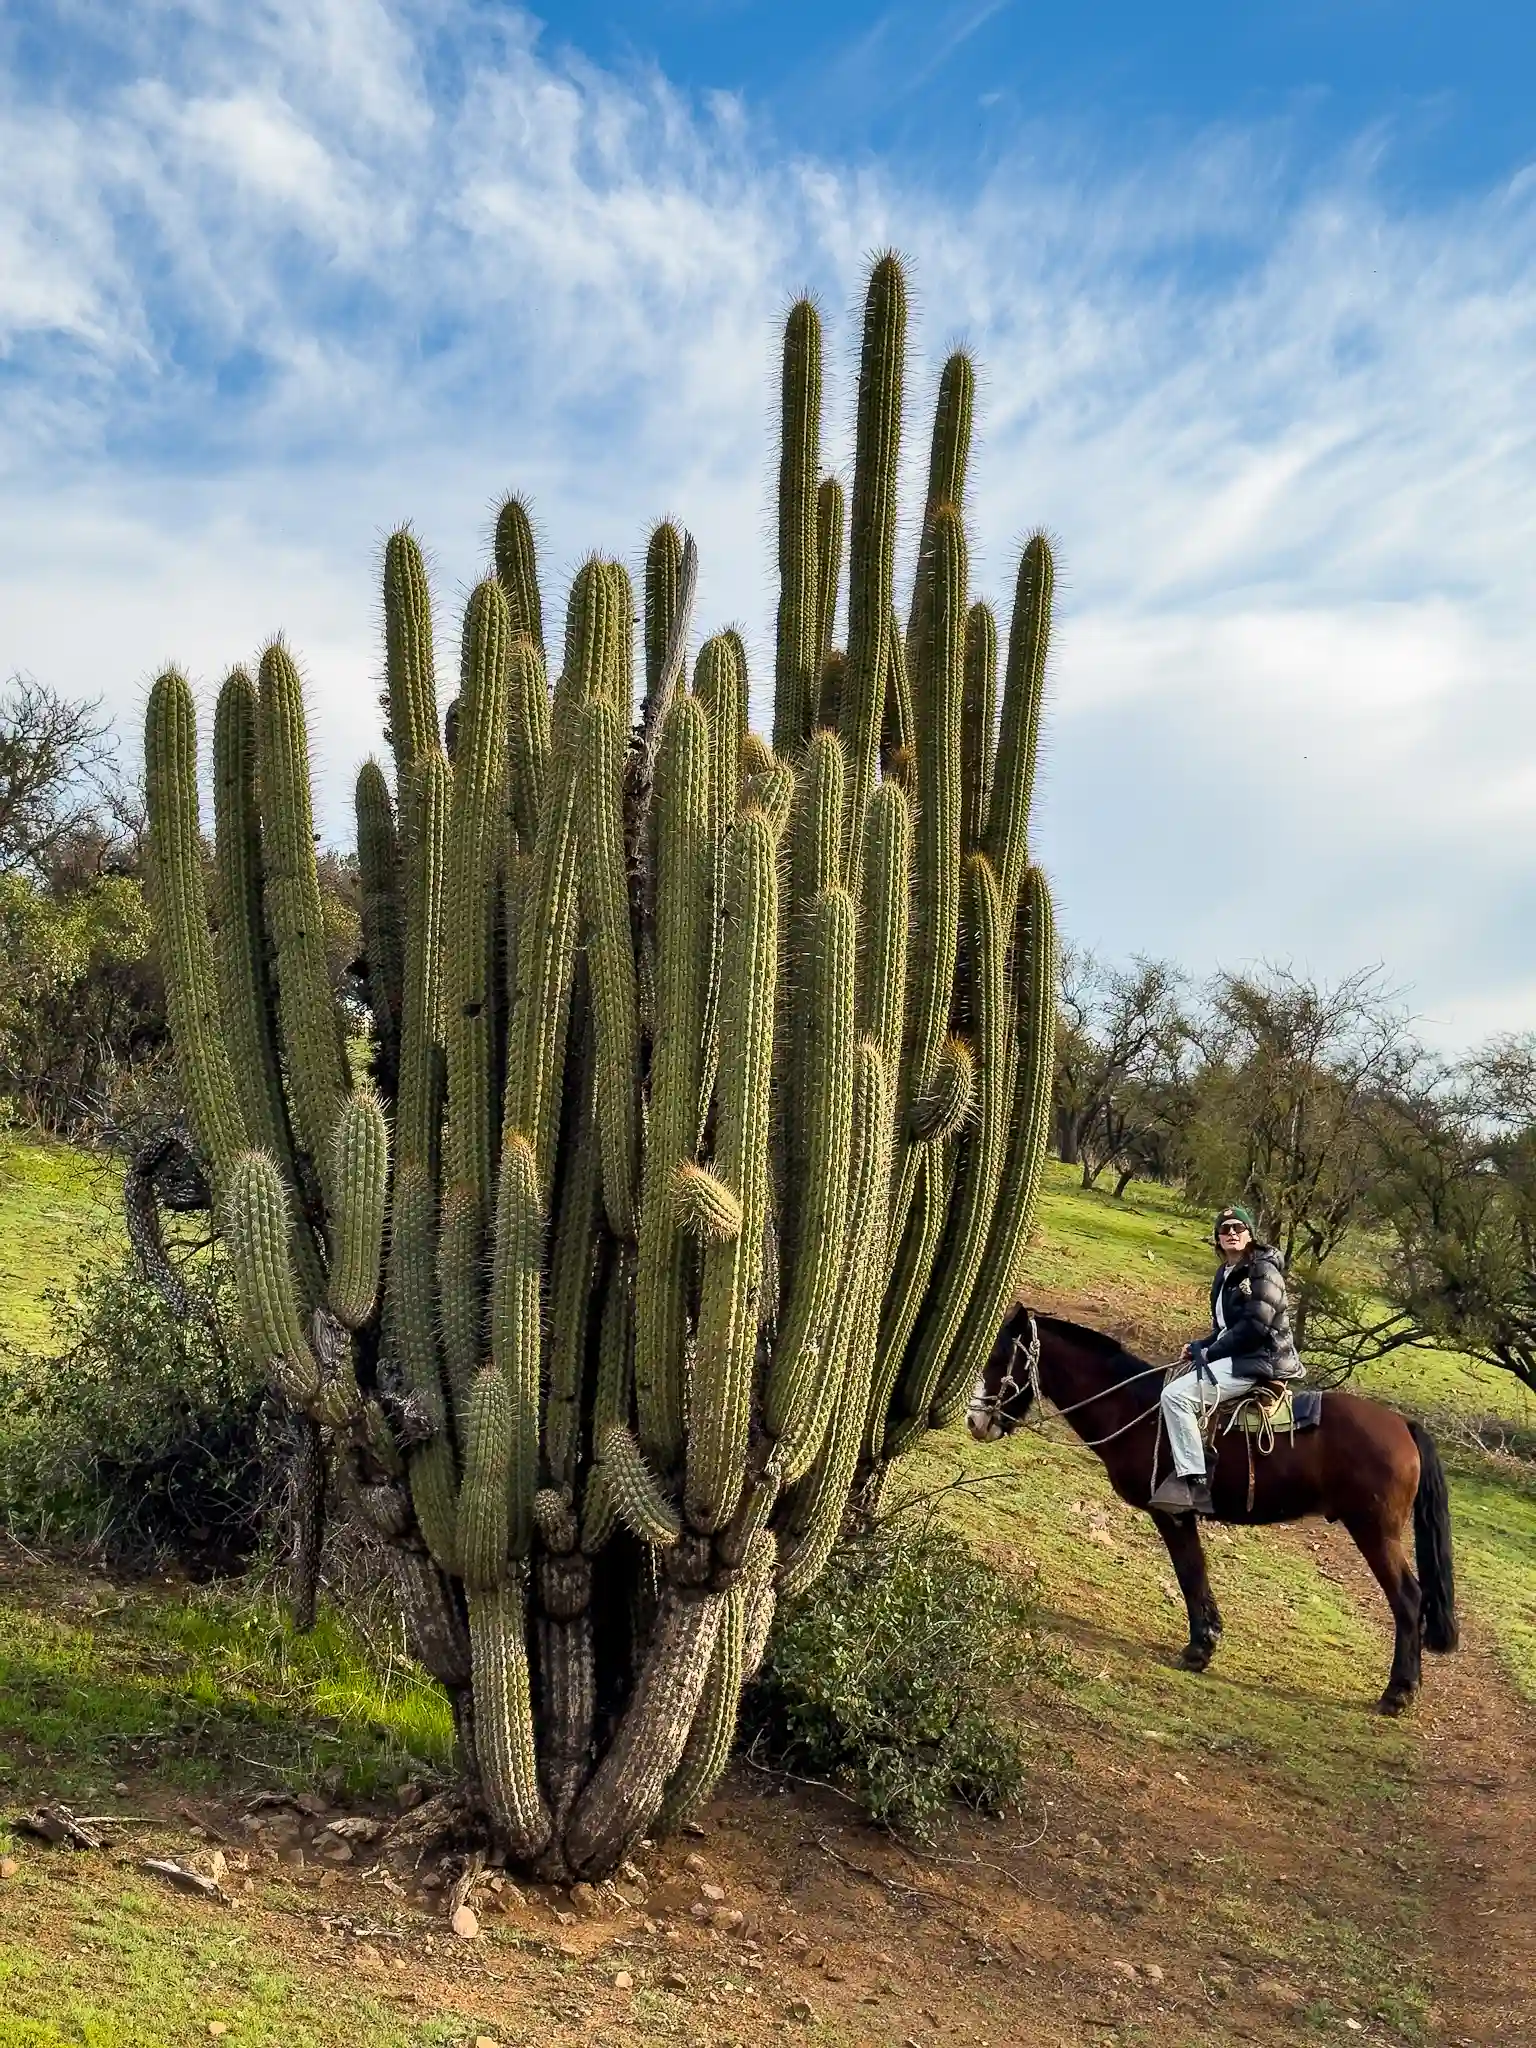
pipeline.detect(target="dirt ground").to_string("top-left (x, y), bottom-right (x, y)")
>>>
top-left (4, 1515), bottom-right (1532, 2048)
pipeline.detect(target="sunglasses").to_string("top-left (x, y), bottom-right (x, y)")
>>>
top-left (1217, 1222), bottom-right (1249, 1235)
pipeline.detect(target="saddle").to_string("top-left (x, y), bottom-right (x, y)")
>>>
top-left (1205, 1382), bottom-right (1323, 1441)
top-left (1200, 1382), bottom-right (1322, 1513)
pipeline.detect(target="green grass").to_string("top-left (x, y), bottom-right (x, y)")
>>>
top-left (0, 1130), bottom-right (118, 1347)
top-left (0, 1568), bottom-right (451, 1807)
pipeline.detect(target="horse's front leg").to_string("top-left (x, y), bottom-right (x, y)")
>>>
top-left (1152, 1509), bottom-right (1223, 1671)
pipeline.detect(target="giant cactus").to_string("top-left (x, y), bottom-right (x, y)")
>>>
top-left (141, 252), bottom-right (1057, 1878)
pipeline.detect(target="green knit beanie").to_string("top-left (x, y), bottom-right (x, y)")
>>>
top-left (1213, 1204), bottom-right (1256, 1247)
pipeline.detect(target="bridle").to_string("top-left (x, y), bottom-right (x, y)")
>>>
top-left (971, 1309), bottom-right (1175, 1450)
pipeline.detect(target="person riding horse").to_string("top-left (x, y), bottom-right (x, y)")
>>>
top-left (1148, 1205), bottom-right (1303, 1516)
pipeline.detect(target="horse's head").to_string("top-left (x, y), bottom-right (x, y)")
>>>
top-left (967, 1307), bottom-right (1040, 1441)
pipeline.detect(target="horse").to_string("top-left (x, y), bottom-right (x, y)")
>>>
top-left (968, 1305), bottom-right (1458, 1714)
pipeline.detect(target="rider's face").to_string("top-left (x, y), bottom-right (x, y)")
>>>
top-left (1217, 1223), bottom-right (1251, 1257)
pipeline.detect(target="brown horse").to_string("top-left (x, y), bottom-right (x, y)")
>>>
top-left (969, 1306), bottom-right (1458, 1713)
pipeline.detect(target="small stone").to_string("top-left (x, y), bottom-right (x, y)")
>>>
top-left (570, 1881), bottom-right (604, 1917)
top-left (207, 2028), bottom-right (228, 2040)
top-left (1344, 2024), bottom-right (1363, 2035)
top-left (0, 1859), bottom-right (17, 1880)
top-left (619, 1858), bottom-right (646, 1887)
top-left (354, 1944), bottom-right (382, 1966)
top-left (1141, 1963), bottom-right (1165, 1986)
top-left (552, 1908), bottom-right (576, 1926)
top-left (315, 1838), bottom-right (353, 1865)
top-left (294, 1792), bottom-right (329, 1818)
top-left (690, 1902), bottom-right (711, 1921)
top-left (699, 1881), bottom-right (726, 1902)
top-left (712, 1907), bottom-right (745, 1932)
top-left (788, 1998), bottom-right (817, 2024)
top-left (473, 2037), bottom-right (502, 2048)
top-left (450, 1903), bottom-right (480, 1940)
top-left (396, 1781), bottom-right (425, 1812)
top-left (684, 1851), bottom-right (709, 1876)
top-left (1256, 1978), bottom-right (1304, 2012)
top-left (1109, 1960), bottom-right (1138, 1981)
top-left (613, 1970), bottom-right (633, 1991)
top-left (113, 1781), bottom-right (130, 1797)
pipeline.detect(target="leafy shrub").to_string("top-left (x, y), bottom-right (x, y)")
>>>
top-left (0, 1245), bottom-right (270, 1571)
top-left (743, 1513), bottom-right (1063, 1837)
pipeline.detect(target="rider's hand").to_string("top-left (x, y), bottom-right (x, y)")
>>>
top-left (1178, 1343), bottom-right (1193, 1363)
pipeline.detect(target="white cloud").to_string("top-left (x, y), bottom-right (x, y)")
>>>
top-left (2, 3), bottom-right (1536, 1039)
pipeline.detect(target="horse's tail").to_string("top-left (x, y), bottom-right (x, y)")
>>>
top-left (1409, 1421), bottom-right (1459, 1654)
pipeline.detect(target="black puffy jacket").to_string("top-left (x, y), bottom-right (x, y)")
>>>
top-left (1198, 1245), bottom-right (1302, 1380)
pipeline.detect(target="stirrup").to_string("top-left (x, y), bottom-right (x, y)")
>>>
top-left (1149, 1473), bottom-right (1197, 1512)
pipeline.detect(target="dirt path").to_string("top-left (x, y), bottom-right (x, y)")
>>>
top-left (1413, 1617), bottom-right (1536, 2044)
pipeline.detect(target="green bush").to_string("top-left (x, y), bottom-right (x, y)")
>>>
top-left (0, 1245), bottom-right (270, 1570)
top-left (743, 1514), bottom-right (1061, 1837)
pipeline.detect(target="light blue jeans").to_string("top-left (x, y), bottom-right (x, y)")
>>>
top-left (1161, 1358), bottom-right (1262, 1477)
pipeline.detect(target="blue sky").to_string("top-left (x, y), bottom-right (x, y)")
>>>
top-left (3, 2), bottom-right (1536, 1043)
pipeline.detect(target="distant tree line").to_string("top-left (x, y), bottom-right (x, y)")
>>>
top-left (1055, 946), bottom-right (1536, 1396)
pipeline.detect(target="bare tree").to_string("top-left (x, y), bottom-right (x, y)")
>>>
top-left (1180, 964), bottom-right (1424, 1346)
top-left (1053, 946), bottom-right (1190, 1193)
top-left (1364, 1034), bottom-right (1536, 1396)
top-left (0, 677), bottom-right (116, 879)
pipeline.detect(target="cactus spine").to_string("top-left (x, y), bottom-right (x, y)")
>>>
top-left (142, 253), bottom-right (1060, 1881)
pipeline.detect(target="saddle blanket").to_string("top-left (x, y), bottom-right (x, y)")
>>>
top-left (1211, 1385), bottom-right (1322, 1436)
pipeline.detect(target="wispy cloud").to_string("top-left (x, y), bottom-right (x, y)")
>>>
top-left (2, 1), bottom-right (1535, 1040)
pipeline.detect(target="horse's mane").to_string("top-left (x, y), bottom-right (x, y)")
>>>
top-left (1030, 1309), bottom-right (1154, 1382)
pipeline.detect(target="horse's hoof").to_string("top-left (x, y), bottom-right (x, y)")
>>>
top-left (1377, 1688), bottom-right (1413, 1717)
top-left (1180, 1644), bottom-right (1213, 1672)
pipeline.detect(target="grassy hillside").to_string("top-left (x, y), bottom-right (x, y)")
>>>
top-left (8, 1132), bottom-right (1536, 2041)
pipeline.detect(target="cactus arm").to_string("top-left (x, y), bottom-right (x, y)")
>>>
top-left (773, 298), bottom-right (823, 755)
top-left (903, 350), bottom-right (975, 653)
top-left (494, 495), bottom-right (544, 654)
top-left (212, 670), bottom-right (298, 1173)
top-left (961, 602), bottom-right (998, 857)
top-left (779, 1036), bottom-right (892, 1526)
top-left (764, 886), bottom-right (854, 1451)
top-left (644, 520), bottom-right (684, 713)
top-left (839, 253), bottom-right (906, 882)
top-left (578, 695), bottom-right (641, 1240)
top-left (385, 747), bottom-right (457, 1570)
top-left (383, 529), bottom-right (438, 783)
top-left (881, 605), bottom-right (914, 769)
top-left (144, 670), bottom-right (250, 1190)
top-left (634, 695), bottom-right (710, 1469)
top-left (856, 778), bottom-right (911, 1092)
top-left (685, 807), bottom-right (778, 1533)
top-left (439, 579), bottom-right (512, 1403)
top-left (467, 1576), bottom-right (552, 1863)
top-left (506, 637), bottom-right (550, 849)
top-left (599, 1423), bottom-right (682, 1547)
top-left (690, 632), bottom-right (746, 1142)
top-left (457, 1365), bottom-right (514, 1586)
top-left (256, 640), bottom-right (349, 1204)
top-left (657, 1573), bottom-right (746, 1831)
top-left (329, 1087), bottom-right (390, 1330)
top-left (563, 1568), bottom-right (725, 1877)
top-left (889, 855), bottom-right (1006, 1431)
top-left (984, 535), bottom-right (1052, 928)
top-left (491, 1132), bottom-right (544, 1561)
top-left (543, 984), bottom-right (601, 1494)
top-left (355, 759), bottom-right (405, 1093)
top-left (509, 560), bottom-right (621, 1206)
top-left (814, 475), bottom-right (844, 679)
top-left (929, 866), bottom-right (1056, 1426)
top-left (224, 1150), bottom-right (322, 1410)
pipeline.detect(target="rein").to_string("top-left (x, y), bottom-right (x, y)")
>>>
top-left (983, 1312), bottom-right (1173, 1448)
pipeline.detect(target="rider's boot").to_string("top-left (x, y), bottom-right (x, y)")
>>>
top-left (1149, 1472), bottom-right (1216, 1516)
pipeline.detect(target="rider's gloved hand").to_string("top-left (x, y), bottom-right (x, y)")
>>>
top-left (1188, 1341), bottom-right (1208, 1370)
